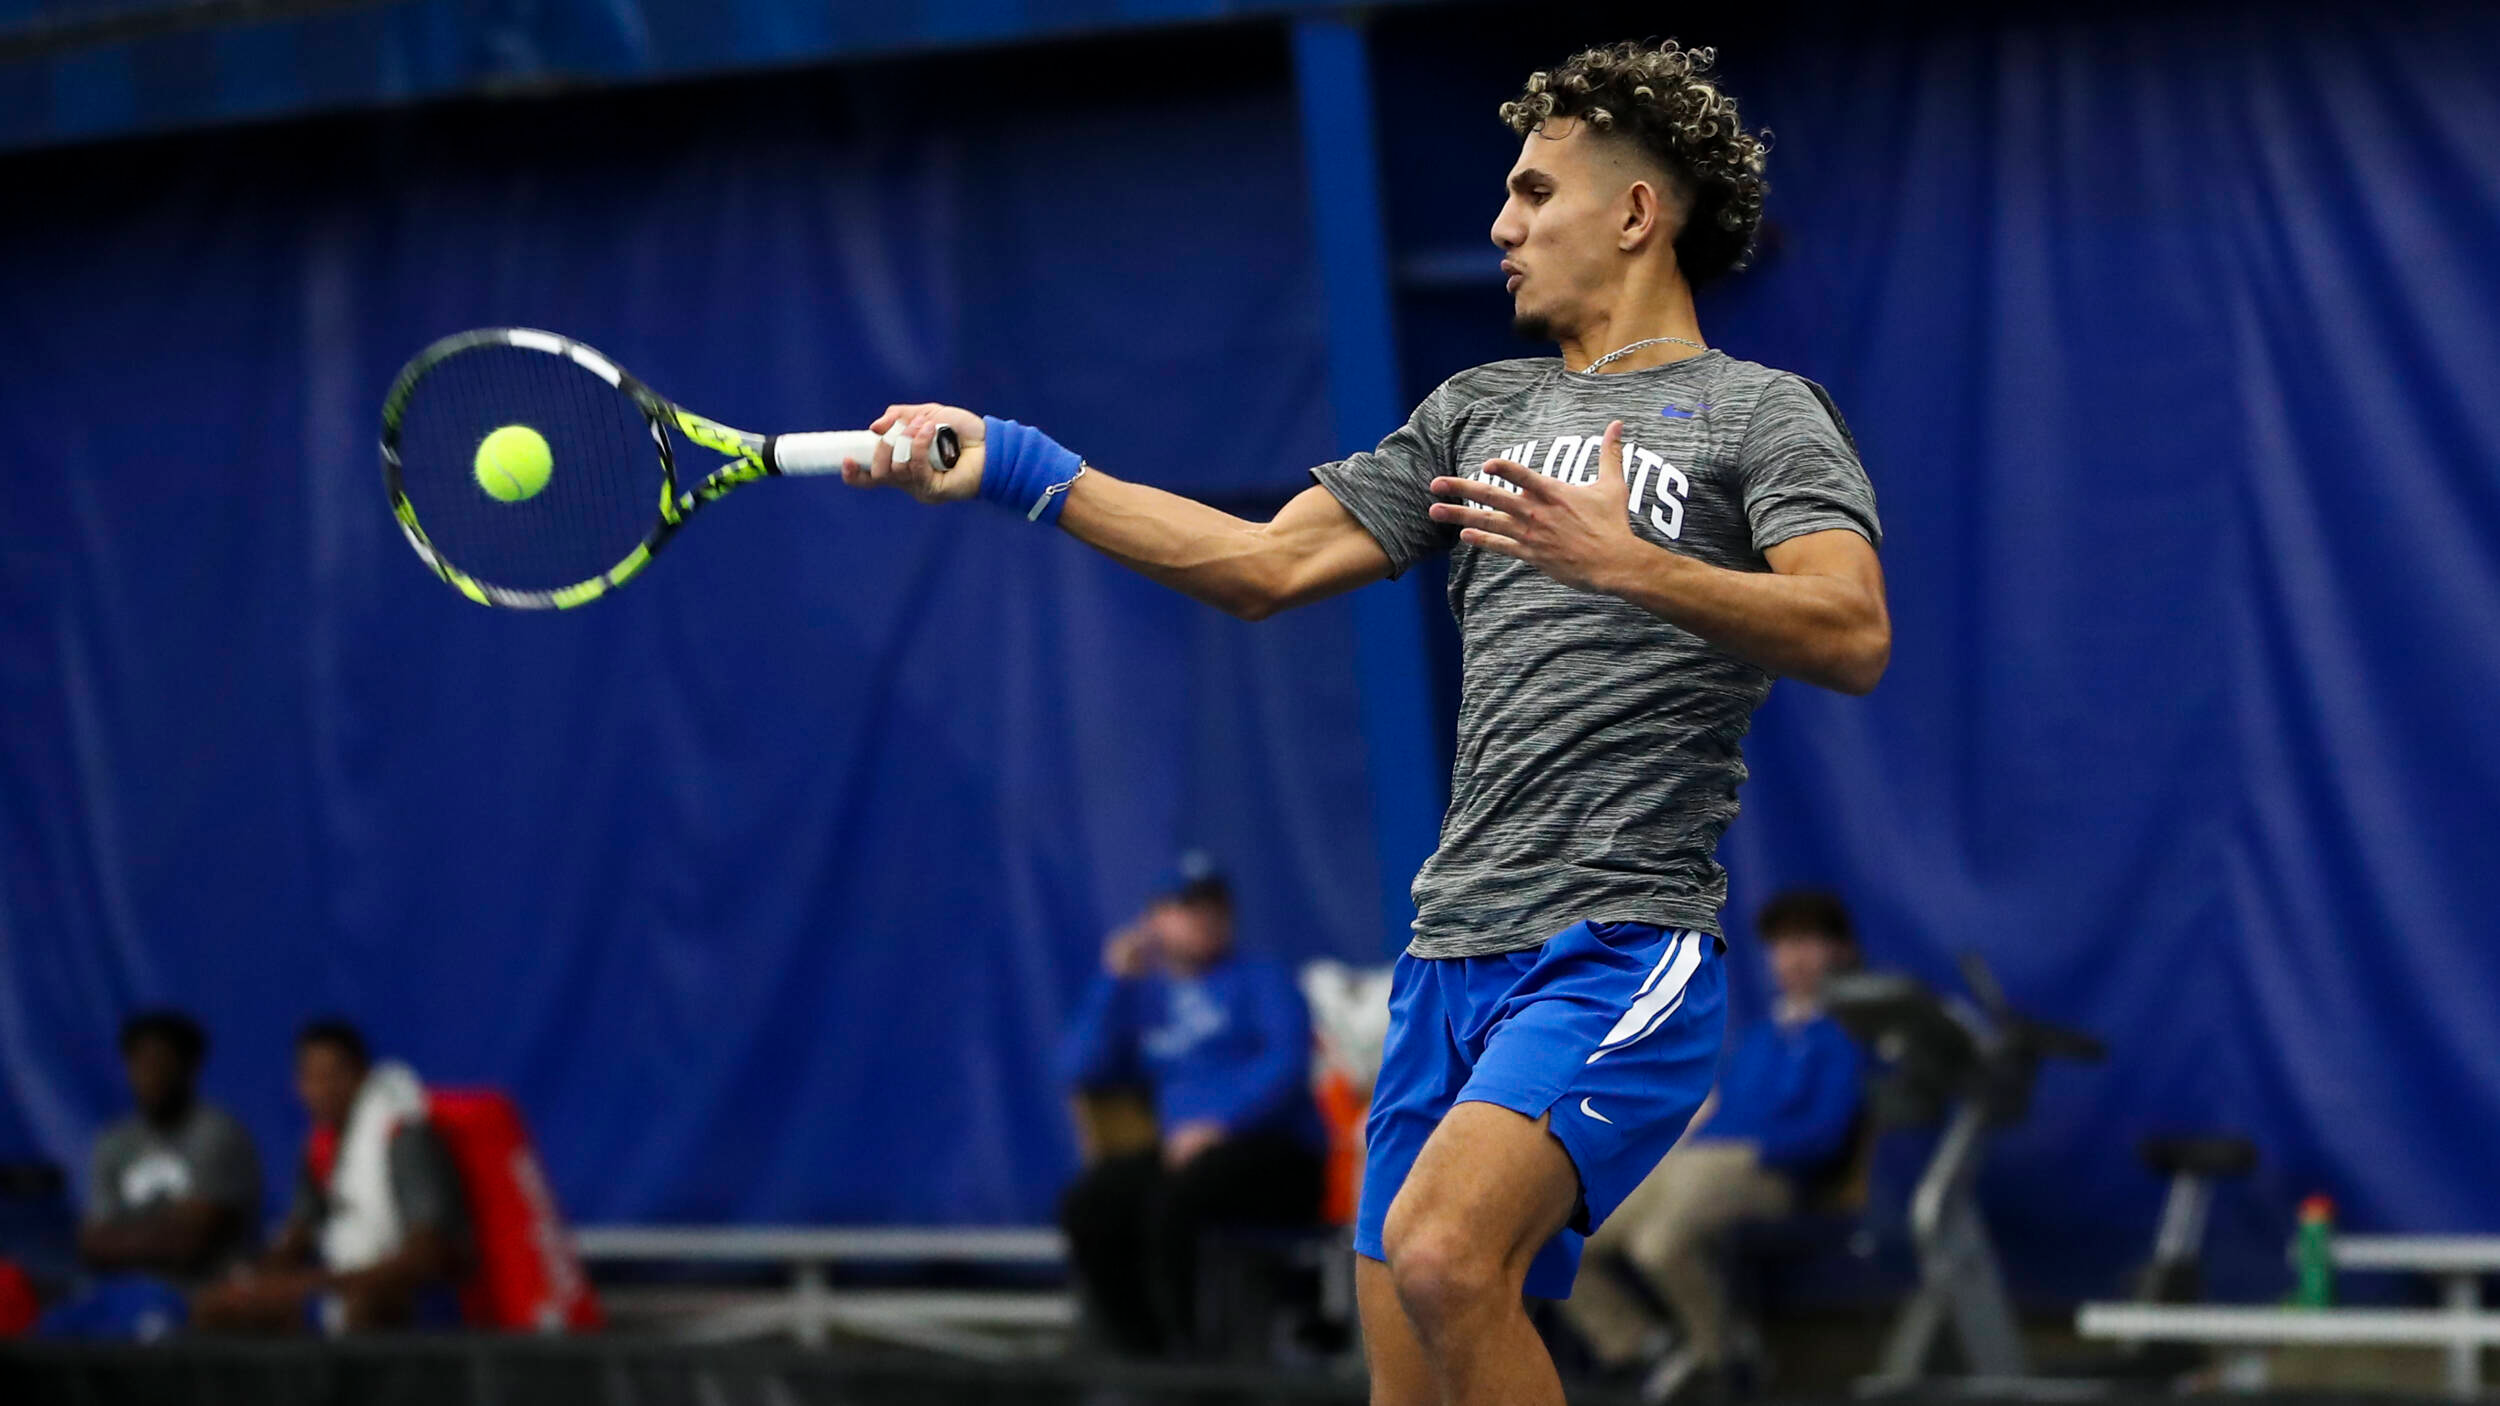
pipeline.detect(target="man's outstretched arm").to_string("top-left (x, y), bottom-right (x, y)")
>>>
top-left (851, 403), bottom-right (1392, 621)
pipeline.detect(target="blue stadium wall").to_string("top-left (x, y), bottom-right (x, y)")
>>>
top-left (4, 0), bottom-right (2497, 1304)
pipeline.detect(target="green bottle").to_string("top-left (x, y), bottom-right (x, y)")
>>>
top-left (2293, 1194), bottom-right (2336, 1308)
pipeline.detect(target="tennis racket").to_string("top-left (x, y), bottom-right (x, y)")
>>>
top-left (379, 327), bottom-right (959, 609)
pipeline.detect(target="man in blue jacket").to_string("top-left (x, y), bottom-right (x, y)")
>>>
top-left (1564, 890), bottom-right (1865, 1396)
top-left (1057, 855), bottom-right (1325, 1357)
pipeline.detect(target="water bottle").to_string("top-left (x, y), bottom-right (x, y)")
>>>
top-left (2293, 1194), bottom-right (2336, 1307)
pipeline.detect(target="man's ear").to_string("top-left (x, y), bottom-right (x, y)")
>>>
top-left (1622, 174), bottom-right (1693, 254)
top-left (1620, 179), bottom-right (1663, 251)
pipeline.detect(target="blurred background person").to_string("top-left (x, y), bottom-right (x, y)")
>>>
top-left (1566, 890), bottom-right (1865, 1399)
top-left (192, 1020), bottom-right (470, 1335)
top-left (1057, 855), bottom-right (1326, 1358)
top-left (36, 1010), bottom-right (262, 1339)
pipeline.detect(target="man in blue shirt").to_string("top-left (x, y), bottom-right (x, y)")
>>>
top-left (1564, 890), bottom-right (1866, 1396)
top-left (1057, 856), bottom-right (1326, 1357)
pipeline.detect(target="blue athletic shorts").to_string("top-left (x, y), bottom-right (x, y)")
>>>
top-left (1352, 920), bottom-right (1726, 1299)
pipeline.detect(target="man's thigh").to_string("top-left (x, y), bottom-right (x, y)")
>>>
top-left (1061, 1149), bottom-right (1163, 1237)
top-left (1668, 1142), bottom-right (1796, 1228)
top-left (1166, 1133), bottom-right (1323, 1225)
top-left (1585, 1137), bottom-right (1704, 1254)
top-left (1381, 1101), bottom-right (1581, 1280)
top-left (1616, 1141), bottom-right (1792, 1265)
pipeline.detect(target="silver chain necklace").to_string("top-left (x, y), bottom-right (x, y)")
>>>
top-left (1577, 334), bottom-right (1707, 374)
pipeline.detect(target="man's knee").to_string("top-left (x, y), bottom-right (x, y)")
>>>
top-left (1059, 1154), bottom-right (1149, 1239)
top-left (1381, 1203), bottom-right (1512, 1337)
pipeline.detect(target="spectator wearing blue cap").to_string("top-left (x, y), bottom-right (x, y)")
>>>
top-left (1057, 855), bottom-right (1326, 1357)
top-left (1563, 890), bottom-right (1867, 1396)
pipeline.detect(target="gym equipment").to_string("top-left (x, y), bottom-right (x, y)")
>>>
top-left (1825, 954), bottom-right (2106, 1392)
top-left (2080, 1134), bottom-right (2259, 1379)
top-left (2133, 1135), bottom-right (2257, 1306)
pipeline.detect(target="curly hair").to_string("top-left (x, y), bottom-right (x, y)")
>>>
top-left (1499, 40), bottom-right (1770, 286)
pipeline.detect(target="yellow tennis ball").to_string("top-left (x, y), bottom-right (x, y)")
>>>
top-left (473, 425), bottom-right (553, 503)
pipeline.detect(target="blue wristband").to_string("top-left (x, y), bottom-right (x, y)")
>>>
top-left (979, 417), bottom-right (1086, 525)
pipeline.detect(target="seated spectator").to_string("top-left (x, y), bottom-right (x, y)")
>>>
top-left (1057, 854), bottom-right (1325, 1358)
top-left (79, 1011), bottom-right (263, 1283)
top-left (192, 1020), bottom-right (469, 1335)
top-left (1564, 890), bottom-right (1866, 1399)
top-left (37, 1010), bottom-right (262, 1339)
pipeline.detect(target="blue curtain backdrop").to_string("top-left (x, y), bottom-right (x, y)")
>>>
top-left (5, 0), bottom-right (2498, 1303)
top-left (1381, 0), bottom-right (2500, 1299)
top-left (0, 43), bottom-right (1386, 1227)
top-left (0, 0), bottom-right (1443, 151)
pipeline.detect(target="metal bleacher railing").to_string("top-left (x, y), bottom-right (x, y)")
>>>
top-left (2076, 1234), bottom-right (2500, 1400)
top-left (571, 1224), bottom-right (1071, 1359)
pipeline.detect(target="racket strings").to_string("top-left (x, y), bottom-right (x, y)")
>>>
top-left (391, 344), bottom-right (664, 594)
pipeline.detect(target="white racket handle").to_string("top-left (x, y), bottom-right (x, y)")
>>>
top-left (768, 425), bottom-right (961, 476)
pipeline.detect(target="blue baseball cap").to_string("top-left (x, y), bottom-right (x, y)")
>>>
top-left (1148, 849), bottom-right (1230, 908)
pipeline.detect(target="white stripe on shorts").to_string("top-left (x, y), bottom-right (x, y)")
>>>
top-left (1587, 930), bottom-right (1702, 1064)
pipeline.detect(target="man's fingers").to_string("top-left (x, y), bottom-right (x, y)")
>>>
top-left (1428, 500), bottom-right (1520, 535)
top-left (1598, 421), bottom-right (1625, 482)
top-left (1480, 458), bottom-right (1555, 496)
top-left (1431, 473), bottom-right (1531, 508)
top-left (1458, 527), bottom-right (1528, 560)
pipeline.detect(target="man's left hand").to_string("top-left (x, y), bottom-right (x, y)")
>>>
top-left (1162, 1120), bottom-right (1225, 1170)
top-left (1428, 419), bottom-right (1645, 594)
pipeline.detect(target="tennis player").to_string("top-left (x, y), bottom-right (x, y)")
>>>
top-left (848, 40), bottom-right (1886, 1406)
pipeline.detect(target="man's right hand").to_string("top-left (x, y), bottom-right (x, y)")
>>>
top-left (1103, 921), bottom-right (1159, 979)
top-left (851, 403), bottom-right (987, 504)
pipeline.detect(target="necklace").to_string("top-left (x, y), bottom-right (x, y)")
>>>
top-left (1577, 335), bottom-right (1707, 374)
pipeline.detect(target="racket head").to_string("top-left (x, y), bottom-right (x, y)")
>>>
top-left (381, 328), bottom-right (708, 610)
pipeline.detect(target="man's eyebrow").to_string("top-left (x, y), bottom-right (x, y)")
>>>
top-left (1507, 167), bottom-right (1555, 192)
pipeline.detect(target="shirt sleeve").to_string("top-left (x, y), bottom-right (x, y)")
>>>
top-left (84, 1128), bottom-right (129, 1226)
top-left (1059, 973), bottom-right (1139, 1091)
top-left (386, 1123), bottom-right (469, 1243)
top-left (1308, 378), bottom-right (1465, 578)
top-left (1735, 374), bottom-right (1882, 553)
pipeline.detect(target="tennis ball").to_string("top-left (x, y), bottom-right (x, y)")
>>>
top-left (473, 425), bottom-right (553, 503)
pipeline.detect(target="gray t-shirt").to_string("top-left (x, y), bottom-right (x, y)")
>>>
top-left (86, 1102), bottom-right (265, 1276)
top-left (1312, 350), bottom-right (1880, 958)
top-left (285, 1123), bottom-right (471, 1256)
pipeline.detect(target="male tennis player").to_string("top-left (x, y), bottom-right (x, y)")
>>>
top-left (846, 40), bottom-right (1886, 1406)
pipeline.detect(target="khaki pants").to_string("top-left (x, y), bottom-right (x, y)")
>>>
top-left (1563, 1139), bottom-right (1795, 1367)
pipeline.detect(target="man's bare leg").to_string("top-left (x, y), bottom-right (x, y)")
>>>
top-left (1380, 1101), bottom-right (1581, 1406)
top-left (1358, 1254), bottom-right (1437, 1406)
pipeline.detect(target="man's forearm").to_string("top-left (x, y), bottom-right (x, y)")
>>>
top-left (79, 1218), bottom-right (156, 1271)
top-left (1054, 472), bottom-right (1391, 623)
top-left (855, 405), bottom-right (1389, 618)
top-left (1054, 470), bottom-right (1286, 619)
top-left (328, 1227), bottom-right (455, 1300)
top-left (1598, 546), bottom-right (1888, 694)
top-left (79, 1201), bottom-right (233, 1274)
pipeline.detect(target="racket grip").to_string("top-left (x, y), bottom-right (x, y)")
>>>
top-left (769, 425), bottom-right (962, 476)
